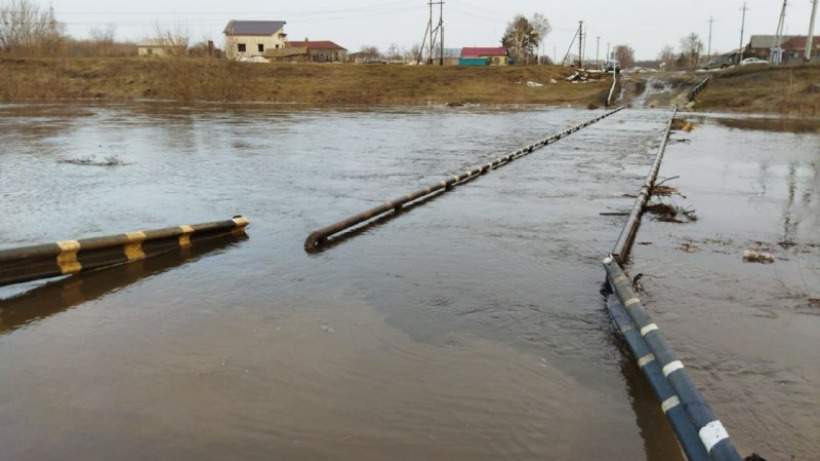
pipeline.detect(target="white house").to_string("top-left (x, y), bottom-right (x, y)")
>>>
top-left (223, 20), bottom-right (287, 61)
top-left (137, 38), bottom-right (187, 57)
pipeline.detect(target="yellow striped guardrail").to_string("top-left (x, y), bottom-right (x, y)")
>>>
top-left (0, 216), bottom-right (249, 287)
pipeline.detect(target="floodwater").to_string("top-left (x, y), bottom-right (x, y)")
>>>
top-left (634, 112), bottom-right (820, 460)
top-left (0, 103), bottom-right (817, 460)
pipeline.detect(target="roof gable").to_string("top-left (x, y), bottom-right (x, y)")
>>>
top-left (461, 47), bottom-right (507, 57)
top-left (224, 20), bottom-right (286, 36)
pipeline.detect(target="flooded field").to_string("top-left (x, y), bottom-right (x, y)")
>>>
top-left (0, 103), bottom-right (817, 460)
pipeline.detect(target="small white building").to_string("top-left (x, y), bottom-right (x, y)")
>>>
top-left (137, 39), bottom-right (186, 57)
top-left (223, 20), bottom-right (287, 61)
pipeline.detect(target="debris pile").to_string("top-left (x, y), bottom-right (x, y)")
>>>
top-left (566, 70), bottom-right (604, 83)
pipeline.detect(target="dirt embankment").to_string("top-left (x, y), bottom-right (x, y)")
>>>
top-left (0, 57), bottom-right (612, 106)
top-left (693, 64), bottom-right (820, 115)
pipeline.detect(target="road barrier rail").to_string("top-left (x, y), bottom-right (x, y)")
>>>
top-left (603, 108), bottom-right (750, 460)
top-left (0, 216), bottom-right (249, 287)
top-left (305, 107), bottom-right (626, 250)
top-left (603, 257), bottom-right (743, 461)
top-left (689, 77), bottom-right (712, 102)
top-left (606, 71), bottom-right (619, 107)
top-left (611, 107), bottom-right (677, 264)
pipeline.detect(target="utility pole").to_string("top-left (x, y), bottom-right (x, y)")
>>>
top-left (439, 0), bottom-right (444, 66)
top-left (807, 0), bottom-right (818, 61)
top-left (772, 0), bottom-right (788, 64)
top-left (596, 36), bottom-right (601, 67)
top-left (738, 2), bottom-right (748, 64)
top-left (707, 16), bottom-right (714, 59)
top-left (419, 1), bottom-right (444, 65)
top-left (428, 1), bottom-right (434, 64)
top-left (578, 21), bottom-right (584, 67)
top-left (606, 42), bottom-right (611, 63)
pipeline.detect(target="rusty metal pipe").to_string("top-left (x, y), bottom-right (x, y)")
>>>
top-left (0, 216), bottom-right (249, 288)
top-left (305, 107), bottom-right (626, 250)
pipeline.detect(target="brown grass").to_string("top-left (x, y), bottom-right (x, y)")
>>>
top-left (0, 57), bottom-right (611, 106)
top-left (694, 63), bottom-right (820, 116)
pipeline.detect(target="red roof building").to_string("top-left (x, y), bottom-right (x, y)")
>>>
top-left (460, 47), bottom-right (509, 66)
top-left (461, 47), bottom-right (508, 58)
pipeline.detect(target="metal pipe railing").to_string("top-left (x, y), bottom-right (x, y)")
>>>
top-left (603, 257), bottom-right (743, 461)
top-left (0, 216), bottom-right (250, 287)
top-left (689, 77), bottom-right (712, 102)
top-left (305, 107), bottom-right (626, 250)
top-left (605, 293), bottom-right (711, 461)
top-left (606, 71), bottom-right (619, 107)
top-left (611, 107), bottom-right (677, 263)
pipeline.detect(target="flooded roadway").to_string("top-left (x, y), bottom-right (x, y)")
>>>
top-left (0, 103), bottom-right (818, 460)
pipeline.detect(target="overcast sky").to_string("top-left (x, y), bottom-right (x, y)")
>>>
top-left (50, 0), bottom-right (817, 60)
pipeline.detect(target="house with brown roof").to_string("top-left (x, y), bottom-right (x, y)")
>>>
top-left (267, 39), bottom-right (347, 62)
top-left (460, 47), bottom-right (509, 66)
top-left (746, 35), bottom-right (820, 62)
top-left (223, 20), bottom-right (287, 61)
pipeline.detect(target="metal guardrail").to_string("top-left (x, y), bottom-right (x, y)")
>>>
top-left (611, 107), bottom-right (677, 264)
top-left (305, 107), bottom-right (626, 250)
top-left (0, 216), bottom-right (249, 287)
top-left (603, 257), bottom-right (743, 461)
top-left (0, 232), bottom-right (246, 334)
top-left (605, 291), bottom-right (711, 461)
top-left (688, 77), bottom-right (712, 102)
top-left (603, 109), bottom-right (755, 460)
top-left (606, 71), bottom-right (619, 107)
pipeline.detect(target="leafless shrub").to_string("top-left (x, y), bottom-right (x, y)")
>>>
top-left (0, 0), bottom-right (65, 57)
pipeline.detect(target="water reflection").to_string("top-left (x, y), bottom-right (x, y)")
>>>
top-left (716, 116), bottom-right (820, 134)
top-left (0, 234), bottom-right (246, 334)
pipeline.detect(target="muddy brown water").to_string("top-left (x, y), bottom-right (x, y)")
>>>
top-left (0, 104), bottom-right (817, 460)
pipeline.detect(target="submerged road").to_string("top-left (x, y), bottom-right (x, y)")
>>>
top-left (0, 103), bottom-right (817, 460)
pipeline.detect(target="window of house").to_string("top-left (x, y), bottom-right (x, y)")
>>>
top-left (258, 44), bottom-right (264, 52)
top-left (238, 43), bottom-right (246, 52)
top-left (275, 44), bottom-right (280, 49)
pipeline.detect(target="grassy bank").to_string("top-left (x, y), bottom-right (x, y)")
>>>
top-left (695, 64), bottom-right (820, 115)
top-left (0, 57), bottom-right (610, 106)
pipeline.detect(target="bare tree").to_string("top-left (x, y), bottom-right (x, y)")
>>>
top-left (658, 45), bottom-right (676, 70)
top-left (0, 0), bottom-right (64, 56)
top-left (679, 33), bottom-right (703, 69)
top-left (501, 13), bottom-right (551, 64)
top-left (359, 45), bottom-right (380, 63)
top-left (151, 23), bottom-right (189, 56)
top-left (385, 43), bottom-right (403, 63)
top-left (613, 44), bottom-right (636, 69)
top-left (407, 43), bottom-right (421, 63)
top-left (89, 23), bottom-right (116, 57)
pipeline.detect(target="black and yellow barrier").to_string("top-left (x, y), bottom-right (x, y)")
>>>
top-left (305, 107), bottom-right (626, 250)
top-left (0, 232), bottom-right (246, 334)
top-left (0, 216), bottom-right (249, 287)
